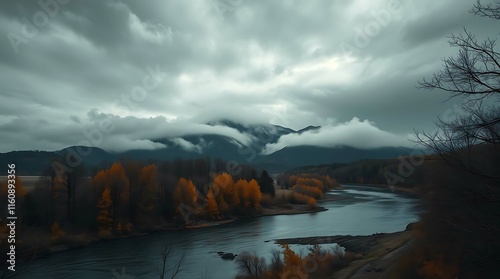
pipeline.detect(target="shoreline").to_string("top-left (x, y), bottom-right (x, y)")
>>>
top-left (275, 222), bottom-right (417, 279)
top-left (340, 183), bottom-right (419, 196)
top-left (11, 204), bottom-right (328, 265)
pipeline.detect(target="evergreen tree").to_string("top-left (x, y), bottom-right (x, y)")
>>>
top-left (259, 170), bottom-right (275, 197)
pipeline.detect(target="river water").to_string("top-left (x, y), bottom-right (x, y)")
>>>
top-left (14, 185), bottom-right (421, 279)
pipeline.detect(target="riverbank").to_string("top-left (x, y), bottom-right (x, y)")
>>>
top-left (8, 204), bottom-right (327, 266)
top-left (275, 222), bottom-right (417, 279)
top-left (341, 183), bottom-right (420, 196)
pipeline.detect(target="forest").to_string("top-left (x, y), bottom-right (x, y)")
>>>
top-left (0, 157), bottom-right (339, 265)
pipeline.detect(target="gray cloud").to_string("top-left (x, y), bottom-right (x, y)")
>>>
top-left (263, 117), bottom-right (411, 154)
top-left (0, 0), bottom-right (497, 153)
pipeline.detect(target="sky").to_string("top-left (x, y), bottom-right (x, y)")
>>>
top-left (0, 0), bottom-right (498, 153)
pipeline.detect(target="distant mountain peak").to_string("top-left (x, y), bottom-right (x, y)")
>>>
top-left (297, 125), bottom-right (321, 134)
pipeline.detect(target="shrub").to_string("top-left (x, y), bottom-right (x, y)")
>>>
top-left (308, 198), bottom-right (317, 209)
top-left (292, 184), bottom-right (323, 199)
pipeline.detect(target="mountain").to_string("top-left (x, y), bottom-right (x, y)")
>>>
top-left (0, 121), bottom-right (415, 175)
top-left (254, 145), bottom-right (414, 172)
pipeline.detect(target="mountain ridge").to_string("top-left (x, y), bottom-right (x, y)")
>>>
top-left (0, 121), bottom-right (414, 174)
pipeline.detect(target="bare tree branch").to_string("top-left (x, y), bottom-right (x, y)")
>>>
top-left (471, 0), bottom-right (500, 19)
top-left (156, 244), bottom-right (185, 279)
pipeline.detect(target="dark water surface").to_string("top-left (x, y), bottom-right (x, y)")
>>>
top-left (16, 185), bottom-right (420, 279)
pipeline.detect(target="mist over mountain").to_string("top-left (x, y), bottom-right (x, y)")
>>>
top-left (0, 120), bottom-right (414, 175)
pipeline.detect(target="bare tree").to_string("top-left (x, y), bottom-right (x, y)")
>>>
top-left (157, 244), bottom-right (185, 279)
top-left (412, 1), bottom-right (500, 277)
top-left (234, 251), bottom-right (267, 279)
top-left (418, 30), bottom-right (499, 98)
top-left (269, 249), bottom-right (284, 279)
top-left (472, 0), bottom-right (500, 19)
top-left (414, 102), bottom-right (500, 179)
top-left (416, 0), bottom-right (500, 171)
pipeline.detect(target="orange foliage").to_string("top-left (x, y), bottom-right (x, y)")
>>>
top-left (292, 184), bottom-right (323, 199)
top-left (419, 259), bottom-right (458, 279)
top-left (206, 188), bottom-right (219, 219)
top-left (50, 222), bottom-right (66, 240)
top-left (289, 192), bottom-right (311, 205)
top-left (281, 244), bottom-right (302, 267)
top-left (213, 173), bottom-right (237, 210)
top-left (213, 172), bottom-right (234, 191)
top-left (308, 197), bottom-right (317, 209)
top-left (0, 176), bottom-right (26, 197)
top-left (174, 178), bottom-right (197, 207)
top-left (286, 173), bottom-right (339, 191)
top-left (93, 170), bottom-right (108, 194)
top-left (295, 177), bottom-right (325, 191)
top-left (234, 179), bottom-right (252, 208)
top-left (247, 179), bottom-right (262, 208)
top-left (139, 164), bottom-right (158, 189)
top-left (108, 162), bottom-right (129, 190)
top-left (96, 188), bottom-right (113, 233)
top-left (92, 163), bottom-right (130, 208)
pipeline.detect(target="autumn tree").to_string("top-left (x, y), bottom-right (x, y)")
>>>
top-left (234, 179), bottom-right (250, 208)
top-left (205, 188), bottom-right (219, 220)
top-left (96, 188), bottom-right (113, 236)
top-left (281, 244), bottom-right (302, 270)
top-left (108, 163), bottom-right (129, 223)
top-left (213, 173), bottom-right (236, 213)
top-left (174, 178), bottom-right (198, 223)
top-left (91, 163), bottom-right (130, 226)
top-left (137, 164), bottom-right (159, 220)
top-left (247, 179), bottom-right (262, 208)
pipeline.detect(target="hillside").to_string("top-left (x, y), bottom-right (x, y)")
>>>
top-left (0, 121), bottom-right (415, 175)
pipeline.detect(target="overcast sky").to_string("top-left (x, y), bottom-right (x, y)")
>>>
top-left (0, 0), bottom-right (498, 153)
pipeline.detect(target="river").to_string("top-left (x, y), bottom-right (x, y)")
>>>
top-left (14, 185), bottom-right (421, 279)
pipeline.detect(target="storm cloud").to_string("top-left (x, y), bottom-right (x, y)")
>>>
top-left (0, 0), bottom-right (497, 152)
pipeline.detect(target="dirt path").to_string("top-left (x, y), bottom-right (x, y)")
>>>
top-left (331, 230), bottom-right (413, 279)
top-left (275, 226), bottom-right (416, 279)
top-left (348, 239), bottom-right (413, 278)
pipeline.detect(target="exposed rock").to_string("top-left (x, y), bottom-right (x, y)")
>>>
top-left (221, 253), bottom-right (237, 260)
